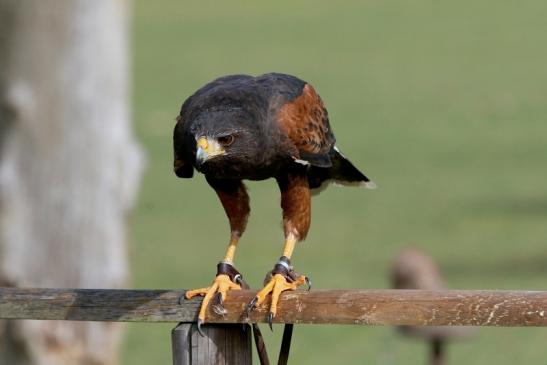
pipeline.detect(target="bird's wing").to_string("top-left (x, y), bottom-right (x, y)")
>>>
top-left (173, 115), bottom-right (194, 178)
top-left (275, 83), bottom-right (336, 168)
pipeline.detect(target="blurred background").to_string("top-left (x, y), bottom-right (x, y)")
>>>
top-left (1, 0), bottom-right (546, 364)
top-left (128, 0), bottom-right (547, 364)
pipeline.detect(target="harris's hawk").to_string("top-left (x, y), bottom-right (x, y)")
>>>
top-left (174, 73), bottom-right (374, 330)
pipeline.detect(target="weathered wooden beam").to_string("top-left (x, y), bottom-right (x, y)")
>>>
top-left (171, 323), bottom-right (252, 365)
top-left (0, 287), bottom-right (546, 326)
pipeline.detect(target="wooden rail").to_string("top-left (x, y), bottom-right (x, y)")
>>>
top-left (0, 287), bottom-right (546, 326)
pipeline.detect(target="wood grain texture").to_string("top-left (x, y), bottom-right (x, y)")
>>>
top-left (172, 323), bottom-right (252, 365)
top-left (0, 288), bottom-right (546, 326)
top-left (172, 323), bottom-right (191, 365)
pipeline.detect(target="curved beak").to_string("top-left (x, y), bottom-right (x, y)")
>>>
top-left (195, 137), bottom-right (225, 165)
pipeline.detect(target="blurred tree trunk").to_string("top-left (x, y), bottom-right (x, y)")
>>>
top-left (0, 1), bottom-right (143, 365)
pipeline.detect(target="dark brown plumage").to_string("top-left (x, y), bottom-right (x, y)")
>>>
top-left (174, 72), bottom-right (374, 329)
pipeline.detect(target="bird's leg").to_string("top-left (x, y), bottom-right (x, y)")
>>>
top-left (246, 234), bottom-right (310, 328)
top-left (184, 179), bottom-right (250, 334)
top-left (184, 240), bottom-right (244, 332)
top-left (185, 234), bottom-right (244, 305)
top-left (247, 173), bottom-right (311, 328)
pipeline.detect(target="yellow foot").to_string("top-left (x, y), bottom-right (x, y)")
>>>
top-left (247, 273), bottom-right (308, 329)
top-left (185, 274), bottom-right (241, 333)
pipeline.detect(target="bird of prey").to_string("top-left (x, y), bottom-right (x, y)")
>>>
top-left (174, 73), bottom-right (374, 330)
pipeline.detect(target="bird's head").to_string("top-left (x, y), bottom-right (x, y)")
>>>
top-left (194, 134), bottom-right (234, 165)
top-left (190, 108), bottom-right (263, 177)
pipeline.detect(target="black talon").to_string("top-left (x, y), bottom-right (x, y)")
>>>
top-left (212, 304), bottom-right (227, 316)
top-left (177, 291), bottom-right (187, 305)
top-left (212, 292), bottom-right (226, 315)
top-left (196, 318), bottom-right (205, 337)
top-left (267, 313), bottom-right (274, 331)
top-left (305, 276), bottom-right (312, 291)
top-left (246, 296), bottom-right (258, 318)
top-left (211, 292), bottom-right (227, 316)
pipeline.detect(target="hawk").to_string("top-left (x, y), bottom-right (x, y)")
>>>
top-left (174, 73), bottom-right (374, 331)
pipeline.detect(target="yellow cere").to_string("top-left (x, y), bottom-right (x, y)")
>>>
top-left (196, 137), bottom-right (209, 151)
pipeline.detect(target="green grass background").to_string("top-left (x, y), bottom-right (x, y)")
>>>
top-left (124, 1), bottom-right (547, 363)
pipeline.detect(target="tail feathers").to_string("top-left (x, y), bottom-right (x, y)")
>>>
top-left (308, 148), bottom-right (375, 195)
top-left (332, 179), bottom-right (377, 189)
top-left (330, 149), bottom-right (376, 189)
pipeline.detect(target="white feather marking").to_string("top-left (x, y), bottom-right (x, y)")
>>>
top-left (294, 159), bottom-right (310, 166)
top-left (311, 179), bottom-right (377, 195)
top-left (333, 145), bottom-right (346, 157)
top-left (332, 180), bottom-right (377, 189)
top-left (362, 181), bottom-right (377, 189)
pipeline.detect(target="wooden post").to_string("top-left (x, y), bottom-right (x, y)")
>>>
top-left (172, 323), bottom-right (252, 365)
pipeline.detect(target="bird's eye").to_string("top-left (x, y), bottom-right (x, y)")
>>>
top-left (217, 135), bottom-right (235, 147)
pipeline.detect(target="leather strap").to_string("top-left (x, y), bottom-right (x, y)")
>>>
top-left (253, 324), bottom-right (271, 365)
top-left (217, 260), bottom-right (295, 364)
top-left (271, 256), bottom-right (301, 283)
top-left (217, 261), bottom-right (245, 285)
top-left (277, 324), bottom-right (294, 365)
top-left (253, 323), bottom-right (294, 365)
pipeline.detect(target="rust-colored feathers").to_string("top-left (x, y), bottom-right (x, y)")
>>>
top-left (277, 84), bottom-right (335, 161)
